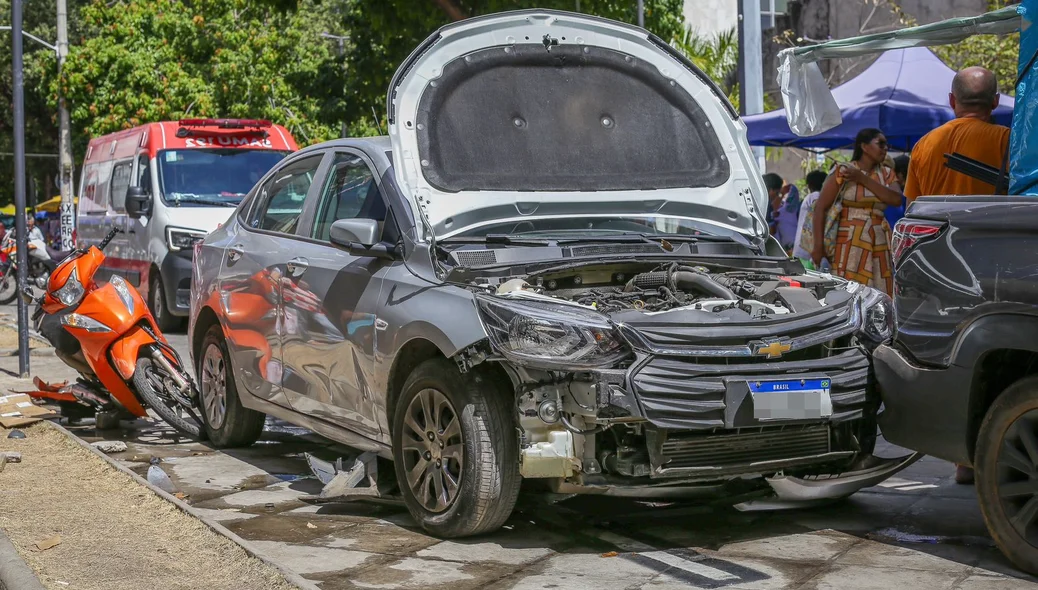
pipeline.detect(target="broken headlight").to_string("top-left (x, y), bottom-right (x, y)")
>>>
top-left (859, 289), bottom-right (893, 344)
top-left (475, 295), bottom-right (629, 369)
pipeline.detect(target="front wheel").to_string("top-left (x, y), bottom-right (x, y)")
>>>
top-left (392, 358), bottom-right (520, 538)
top-left (975, 375), bottom-right (1038, 575)
top-left (132, 356), bottom-right (205, 440)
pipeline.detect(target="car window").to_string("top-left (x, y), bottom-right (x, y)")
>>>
top-left (311, 153), bottom-right (386, 242)
top-left (247, 155), bottom-right (323, 235)
top-left (135, 153), bottom-right (150, 189)
top-left (109, 161), bottom-right (132, 212)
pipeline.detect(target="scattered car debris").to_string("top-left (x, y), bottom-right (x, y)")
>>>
top-left (91, 440), bottom-right (129, 454)
top-left (0, 393), bottom-right (57, 428)
top-left (601, 551), bottom-right (619, 558)
top-left (146, 458), bottom-right (176, 494)
top-left (35, 535), bottom-right (62, 551)
top-left (301, 452), bottom-right (393, 504)
top-left (306, 522), bottom-right (317, 529)
top-left (2, 452), bottom-right (22, 462)
top-left (7, 429), bottom-right (26, 439)
top-left (174, 492), bottom-right (189, 500)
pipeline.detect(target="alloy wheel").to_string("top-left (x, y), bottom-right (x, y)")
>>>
top-left (200, 343), bottom-right (228, 429)
top-left (997, 409), bottom-right (1038, 545)
top-left (401, 388), bottom-right (464, 513)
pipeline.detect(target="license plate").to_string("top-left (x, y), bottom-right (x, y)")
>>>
top-left (749, 378), bottom-right (833, 421)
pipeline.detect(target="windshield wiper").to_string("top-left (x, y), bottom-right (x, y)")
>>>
top-left (166, 194), bottom-right (238, 207)
top-left (441, 235), bottom-right (553, 246)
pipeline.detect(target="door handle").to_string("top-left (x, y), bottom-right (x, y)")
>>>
top-left (286, 257), bottom-right (309, 277)
top-left (227, 244), bottom-right (245, 262)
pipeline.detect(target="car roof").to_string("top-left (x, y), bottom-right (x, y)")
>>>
top-left (293, 136), bottom-right (393, 174)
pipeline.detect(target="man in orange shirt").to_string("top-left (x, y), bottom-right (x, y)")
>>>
top-left (904, 66), bottom-right (1010, 202)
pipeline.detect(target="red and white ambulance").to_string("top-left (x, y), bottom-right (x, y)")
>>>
top-left (77, 119), bottom-right (298, 328)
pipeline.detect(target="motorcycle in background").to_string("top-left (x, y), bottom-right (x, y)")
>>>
top-left (22, 227), bottom-right (205, 438)
top-left (0, 240), bottom-right (56, 305)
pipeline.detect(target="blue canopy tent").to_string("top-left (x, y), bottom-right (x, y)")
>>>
top-left (744, 47), bottom-right (1015, 151)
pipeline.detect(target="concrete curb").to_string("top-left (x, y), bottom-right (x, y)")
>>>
top-left (0, 525), bottom-right (45, 590)
top-left (43, 421), bottom-right (321, 590)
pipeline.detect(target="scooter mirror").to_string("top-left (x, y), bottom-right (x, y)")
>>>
top-left (19, 286), bottom-right (38, 305)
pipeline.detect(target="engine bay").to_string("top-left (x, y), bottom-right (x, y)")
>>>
top-left (486, 262), bottom-right (847, 318)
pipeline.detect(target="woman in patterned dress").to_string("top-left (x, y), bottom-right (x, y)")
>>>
top-left (811, 128), bottom-right (903, 295)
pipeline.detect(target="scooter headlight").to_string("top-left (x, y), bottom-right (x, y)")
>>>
top-left (61, 313), bottom-right (111, 333)
top-left (110, 275), bottom-right (135, 315)
top-left (54, 267), bottom-right (85, 307)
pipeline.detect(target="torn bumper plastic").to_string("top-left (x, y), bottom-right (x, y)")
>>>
top-left (763, 452), bottom-right (923, 502)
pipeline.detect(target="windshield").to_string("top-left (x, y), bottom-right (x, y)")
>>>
top-left (157, 148), bottom-right (290, 206)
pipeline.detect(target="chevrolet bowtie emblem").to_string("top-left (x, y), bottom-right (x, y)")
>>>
top-left (755, 340), bottom-right (792, 358)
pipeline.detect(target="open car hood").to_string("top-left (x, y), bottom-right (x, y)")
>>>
top-left (386, 10), bottom-right (770, 243)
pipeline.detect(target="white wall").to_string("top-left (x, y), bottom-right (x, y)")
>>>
top-left (682, 0), bottom-right (739, 37)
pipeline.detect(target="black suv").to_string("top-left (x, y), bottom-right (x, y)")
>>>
top-left (875, 195), bottom-right (1038, 574)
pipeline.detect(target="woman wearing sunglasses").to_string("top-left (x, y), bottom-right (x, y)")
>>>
top-left (809, 128), bottom-right (903, 295)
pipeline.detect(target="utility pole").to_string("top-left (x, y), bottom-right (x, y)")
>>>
top-left (637, 0), bottom-right (644, 28)
top-left (57, 0), bottom-right (74, 251)
top-left (11, 0), bottom-right (30, 376)
top-left (737, 0), bottom-right (765, 170)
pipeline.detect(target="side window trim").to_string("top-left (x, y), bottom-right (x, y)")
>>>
top-left (241, 151), bottom-right (329, 238)
top-left (308, 148), bottom-right (385, 243)
top-left (237, 151), bottom-right (327, 231)
top-left (108, 158), bottom-right (134, 213)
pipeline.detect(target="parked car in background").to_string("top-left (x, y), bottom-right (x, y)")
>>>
top-left (876, 196), bottom-right (1038, 574)
top-left (189, 10), bottom-right (912, 538)
top-left (77, 118), bottom-right (297, 330)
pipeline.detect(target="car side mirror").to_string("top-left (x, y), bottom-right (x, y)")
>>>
top-left (125, 186), bottom-right (152, 219)
top-left (329, 218), bottom-right (397, 260)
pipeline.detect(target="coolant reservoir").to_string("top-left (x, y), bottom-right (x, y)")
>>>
top-left (520, 430), bottom-right (580, 478)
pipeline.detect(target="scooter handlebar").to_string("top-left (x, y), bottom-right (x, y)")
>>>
top-left (97, 227), bottom-right (123, 251)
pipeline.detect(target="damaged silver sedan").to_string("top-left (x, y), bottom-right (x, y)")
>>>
top-left (189, 10), bottom-right (917, 538)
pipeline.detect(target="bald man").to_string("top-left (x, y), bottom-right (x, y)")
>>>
top-left (903, 66), bottom-right (1010, 202)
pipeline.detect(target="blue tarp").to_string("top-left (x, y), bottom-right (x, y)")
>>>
top-left (1010, 0), bottom-right (1038, 195)
top-left (746, 47), bottom-right (1015, 151)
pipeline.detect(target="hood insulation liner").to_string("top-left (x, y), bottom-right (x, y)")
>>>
top-left (415, 43), bottom-right (730, 193)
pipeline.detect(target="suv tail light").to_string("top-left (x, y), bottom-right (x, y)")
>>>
top-left (891, 219), bottom-right (944, 267)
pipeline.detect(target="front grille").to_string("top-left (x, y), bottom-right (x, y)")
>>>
top-left (630, 346), bottom-right (869, 429)
top-left (660, 425), bottom-right (831, 471)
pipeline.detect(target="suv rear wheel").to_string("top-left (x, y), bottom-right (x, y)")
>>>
top-left (975, 374), bottom-right (1038, 575)
top-left (197, 324), bottom-right (265, 447)
top-left (392, 358), bottom-right (520, 538)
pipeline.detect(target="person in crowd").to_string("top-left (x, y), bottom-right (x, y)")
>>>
top-left (793, 170), bottom-right (828, 268)
top-left (811, 128), bottom-right (902, 295)
top-left (763, 173), bottom-right (800, 252)
top-left (904, 66), bottom-right (1010, 201)
top-left (883, 155), bottom-right (909, 229)
top-left (903, 67), bottom-right (1009, 487)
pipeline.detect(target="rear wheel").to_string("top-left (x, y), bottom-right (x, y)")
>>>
top-left (149, 272), bottom-right (181, 332)
top-left (975, 375), bottom-right (1038, 575)
top-left (133, 356), bottom-right (204, 439)
top-left (392, 358), bottom-right (520, 538)
top-left (0, 268), bottom-right (17, 304)
top-left (198, 325), bottom-right (264, 447)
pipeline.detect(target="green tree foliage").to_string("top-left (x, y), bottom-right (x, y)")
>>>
top-left (671, 26), bottom-right (739, 109)
top-left (56, 0), bottom-right (344, 149)
top-left (932, 1), bottom-right (1019, 96)
top-left (338, 0), bottom-right (686, 135)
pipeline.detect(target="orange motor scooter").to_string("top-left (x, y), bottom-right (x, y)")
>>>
top-left (22, 227), bottom-right (205, 438)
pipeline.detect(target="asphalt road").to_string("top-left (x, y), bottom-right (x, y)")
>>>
top-left (1, 302), bottom-right (1036, 589)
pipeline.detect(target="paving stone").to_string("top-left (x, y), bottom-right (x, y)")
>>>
top-left (956, 573), bottom-right (1038, 590)
top-left (806, 564), bottom-right (963, 589)
top-left (247, 540), bottom-right (376, 575)
top-left (834, 539), bottom-right (974, 574)
top-left (417, 540), bottom-right (553, 566)
top-left (217, 480), bottom-right (322, 507)
top-left (347, 557), bottom-right (517, 590)
top-left (713, 529), bottom-right (859, 563)
top-left (167, 452), bottom-right (275, 491)
top-left (190, 507), bottom-right (258, 523)
top-left (496, 551), bottom-right (659, 590)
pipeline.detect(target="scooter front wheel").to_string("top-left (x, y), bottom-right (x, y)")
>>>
top-left (0, 269), bottom-right (17, 305)
top-left (132, 357), bottom-right (205, 440)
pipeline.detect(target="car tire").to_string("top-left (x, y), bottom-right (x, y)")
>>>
top-left (197, 324), bottom-right (265, 447)
top-left (975, 374), bottom-right (1038, 575)
top-left (392, 358), bottom-right (520, 538)
top-left (149, 272), bottom-right (181, 332)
